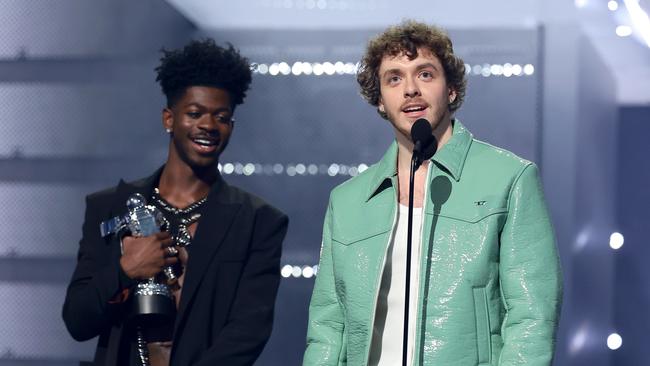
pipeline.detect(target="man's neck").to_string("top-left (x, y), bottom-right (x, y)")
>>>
top-left (158, 157), bottom-right (217, 208)
top-left (395, 116), bottom-right (453, 207)
top-left (396, 116), bottom-right (453, 177)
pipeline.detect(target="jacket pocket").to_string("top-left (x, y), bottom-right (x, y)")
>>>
top-left (473, 286), bottom-right (492, 365)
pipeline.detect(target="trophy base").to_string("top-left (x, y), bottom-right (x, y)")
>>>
top-left (130, 282), bottom-right (175, 322)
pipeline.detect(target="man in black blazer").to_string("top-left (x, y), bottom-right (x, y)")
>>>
top-left (62, 39), bottom-right (288, 366)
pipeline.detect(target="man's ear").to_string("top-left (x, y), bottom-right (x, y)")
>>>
top-left (448, 89), bottom-right (457, 104)
top-left (162, 107), bottom-right (173, 133)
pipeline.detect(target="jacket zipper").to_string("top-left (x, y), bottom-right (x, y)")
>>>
top-left (365, 176), bottom-right (400, 366)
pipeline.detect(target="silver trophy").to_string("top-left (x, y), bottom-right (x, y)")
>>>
top-left (100, 193), bottom-right (177, 364)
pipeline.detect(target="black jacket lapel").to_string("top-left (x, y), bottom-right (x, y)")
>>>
top-left (174, 177), bottom-right (241, 336)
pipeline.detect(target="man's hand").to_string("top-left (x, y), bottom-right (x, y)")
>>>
top-left (119, 232), bottom-right (178, 280)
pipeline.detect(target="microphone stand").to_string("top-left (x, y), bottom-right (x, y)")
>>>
top-left (402, 143), bottom-right (422, 366)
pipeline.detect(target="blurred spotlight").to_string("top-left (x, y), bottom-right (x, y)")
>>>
top-left (523, 64), bottom-right (535, 75)
top-left (607, 333), bottom-right (623, 350)
top-left (308, 164), bottom-right (318, 175)
top-left (295, 163), bottom-right (306, 175)
top-left (481, 64), bottom-right (491, 77)
top-left (291, 266), bottom-right (302, 278)
top-left (328, 163), bottom-right (340, 176)
top-left (512, 64), bottom-right (523, 76)
top-left (292, 62), bottom-right (303, 75)
top-left (503, 63), bottom-right (513, 77)
top-left (608, 0), bottom-right (619, 11)
top-left (281, 265), bottom-right (293, 278)
top-left (302, 266), bottom-right (314, 278)
top-left (609, 232), bottom-right (624, 249)
top-left (358, 163), bottom-right (368, 173)
top-left (323, 62), bottom-right (336, 75)
top-left (273, 163), bottom-right (284, 174)
top-left (335, 61), bottom-right (345, 74)
top-left (313, 62), bottom-right (324, 75)
top-left (258, 63), bottom-right (269, 75)
top-left (575, 0), bottom-right (588, 8)
top-left (279, 62), bottom-right (291, 75)
top-left (616, 25), bottom-right (633, 37)
top-left (302, 62), bottom-right (313, 75)
top-left (472, 64), bottom-right (482, 75)
top-left (269, 63), bottom-right (280, 76)
top-left (223, 163), bottom-right (234, 175)
top-left (243, 163), bottom-right (255, 176)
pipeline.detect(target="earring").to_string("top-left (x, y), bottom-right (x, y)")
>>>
top-left (165, 128), bottom-right (172, 133)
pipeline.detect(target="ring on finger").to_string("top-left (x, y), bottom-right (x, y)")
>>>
top-left (166, 246), bottom-right (178, 257)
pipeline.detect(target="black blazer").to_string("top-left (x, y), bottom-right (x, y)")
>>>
top-left (62, 168), bottom-right (288, 365)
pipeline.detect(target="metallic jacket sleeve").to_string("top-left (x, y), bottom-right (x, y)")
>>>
top-left (303, 199), bottom-right (345, 365)
top-left (498, 163), bottom-right (563, 365)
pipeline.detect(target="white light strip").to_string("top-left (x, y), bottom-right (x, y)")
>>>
top-left (623, 0), bottom-right (650, 47)
top-left (281, 264), bottom-right (319, 278)
top-left (218, 163), bottom-right (369, 177)
top-left (252, 62), bottom-right (535, 77)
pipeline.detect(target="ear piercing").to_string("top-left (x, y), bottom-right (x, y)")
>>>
top-left (166, 128), bottom-right (172, 133)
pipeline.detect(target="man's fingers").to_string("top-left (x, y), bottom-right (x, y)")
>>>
top-left (164, 257), bottom-right (179, 266)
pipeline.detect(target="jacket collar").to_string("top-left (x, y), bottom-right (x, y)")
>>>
top-left (366, 119), bottom-right (473, 200)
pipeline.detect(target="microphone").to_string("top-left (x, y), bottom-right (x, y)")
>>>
top-left (402, 119), bottom-right (438, 366)
top-left (410, 118), bottom-right (438, 167)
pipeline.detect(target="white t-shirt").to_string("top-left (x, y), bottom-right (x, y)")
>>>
top-left (369, 203), bottom-right (424, 366)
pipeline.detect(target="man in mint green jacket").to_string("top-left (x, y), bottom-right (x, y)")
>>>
top-left (303, 21), bottom-right (562, 366)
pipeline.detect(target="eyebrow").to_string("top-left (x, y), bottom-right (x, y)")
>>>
top-left (381, 62), bottom-right (439, 78)
top-left (184, 103), bottom-right (231, 113)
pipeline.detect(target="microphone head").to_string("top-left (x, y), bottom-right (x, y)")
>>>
top-left (410, 118), bottom-right (433, 146)
top-left (410, 118), bottom-right (437, 160)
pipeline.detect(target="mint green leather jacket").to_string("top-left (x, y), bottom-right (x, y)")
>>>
top-left (303, 121), bottom-right (562, 366)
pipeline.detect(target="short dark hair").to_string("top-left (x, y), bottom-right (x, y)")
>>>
top-left (357, 20), bottom-right (467, 119)
top-left (155, 38), bottom-right (252, 108)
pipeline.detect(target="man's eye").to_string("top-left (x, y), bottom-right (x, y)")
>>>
top-left (187, 112), bottom-right (201, 119)
top-left (388, 75), bottom-right (401, 84)
top-left (420, 71), bottom-right (433, 79)
top-left (216, 115), bottom-right (233, 124)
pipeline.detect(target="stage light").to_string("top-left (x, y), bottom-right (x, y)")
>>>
top-left (234, 163), bottom-right (244, 175)
top-left (281, 265), bottom-right (293, 278)
top-left (258, 63), bottom-right (269, 75)
top-left (481, 64), bottom-right (491, 77)
top-left (302, 62), bottom-right (313, 75)
top-left (295, 163), bottom-right (306, 175)
top-left (273, 163), bottom-right (284, 174)
top-left (243, 163), bottom-right (255, 176)
top-left (263, 164), bottom-right (273, 175)
top-left (512, 64), bottom-right (523, 76)
top-left (344, 62), bottom-right (356, 74)
top-left (607, 333), bottom-right (622, 350)
top-left (616, 25), bottom-right (633, 36)
top-left (609, 232), bottom-right (624, 249)
top-left (575, 0), bottom-right (588, 8)
top-left (503, 63), bottom-right (513, 77)
top-left (286, 165), bottom-right (297, 176)
top-left (317, 0), bottom-right (327, 9)
top-left (279, 62), bottom-right (291, 75)
top-left (313, 62), bottom-right (324, 75)
top-left (292, 62), bottom-right (303, 75)
top-left (291, 266), bottom-right (302, 278)
top-left (524, 64), bottom-right (535, 75)
top-left (608, 0), bottom-right (619, 11)
top-left (335, 61), bottom-right (345, 75)
top-left (323, 62), bottom-right (336, 75)
top-left (308, 164), bottom-right (318, 175)
top-left (358, 163), bottom-right (368, 173)
top-left (302, 266), bottom-right (315, 278)
top-left (269, 63), bottom-right (280, 76)
top-left (328, 163), bottom-right (340, 176)
top-left (623, 0), bottom-right (650, 47)
top-left (223, 163), bottom-right (234, 175)
top-left (472, 64), bottom-right (482, 75)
